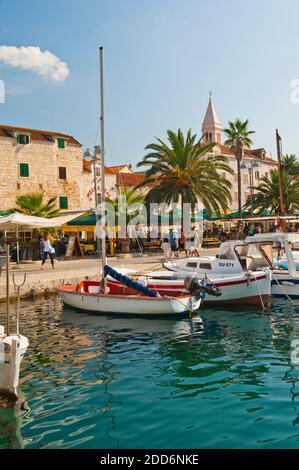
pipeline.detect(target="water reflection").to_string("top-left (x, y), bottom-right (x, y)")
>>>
top-left (1, 297), bottom-right (299, 448)
top-left (0, 395), bottom-right (29, 449)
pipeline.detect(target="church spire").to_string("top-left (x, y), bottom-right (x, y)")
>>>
top-left (201, 93), bottom-right (222, 144)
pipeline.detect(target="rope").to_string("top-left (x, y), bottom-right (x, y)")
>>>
top-left (251, 271), bottom-right (265, 310)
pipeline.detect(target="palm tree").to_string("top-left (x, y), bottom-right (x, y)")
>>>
top-left (13, 192), bottom-right (60, 260)
top-left (244, 168), bottom-right (299, 214)
top-left (223, 119), bottom-right (255, 216)
top-left (282, 154), bottom-right (299, 176)
top-left (14, 192), bottom-right (59, 217)
top-left (137, 129), bottom-right (233, 233)
top-left (106, 188), bottom-right (145, 253)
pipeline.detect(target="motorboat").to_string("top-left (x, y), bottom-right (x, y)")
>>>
top-left (244, 233), bottom-right (299, 298)
top-left (163, 235), bottom-right (299, 300)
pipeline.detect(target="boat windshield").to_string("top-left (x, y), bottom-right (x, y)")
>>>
top-left (218, 244), bottom-right (235, 260)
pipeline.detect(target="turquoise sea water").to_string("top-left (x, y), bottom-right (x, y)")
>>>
top-left (1, 296), bottom-right (299, 449)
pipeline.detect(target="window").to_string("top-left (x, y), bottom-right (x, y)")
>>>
top-left (255, 171), bottom-right (260, 179)
top-left (265, 172), bottom-right (268, 179)
top-left (243, 173), bottom-right (249, 183)
top-left (199, 263), bottom-right (211, 270)
top-left (57, 138), bottom-right (65, 149)
top-left (19, 163), bottom-right (29, 177)
top-left (17, 134), bottom-right (29, 144)
top-left (59, 196), bottom-right (68, 209)
top-left (59, 166), bottom-right (67, 180)
top-left (186, 262), bottom-right (198, 268)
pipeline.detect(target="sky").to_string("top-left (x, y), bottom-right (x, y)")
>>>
top-left (0, 0), bottom-right (299, 166)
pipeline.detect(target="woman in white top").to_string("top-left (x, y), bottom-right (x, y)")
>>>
top-left (41, 235), bottom-right (55, 269)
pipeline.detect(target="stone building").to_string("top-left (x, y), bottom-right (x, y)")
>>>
top-left (81, 159), bottom-right (152, 209)
top-left (0, 124), bottom-right (83, 211)
top-left (201, 96), bottom-right (278, 212)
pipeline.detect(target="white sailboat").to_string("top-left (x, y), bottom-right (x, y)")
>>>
top-left (55, 48), bottom-right (208, 316)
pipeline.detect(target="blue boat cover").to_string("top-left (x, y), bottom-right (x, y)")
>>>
top-left (104, 265), bottom-right (158, 297)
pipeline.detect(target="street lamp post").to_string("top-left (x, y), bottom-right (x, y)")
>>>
top-left (240, 160), bottom-right (261, 215)
top-left (83, 147), bottom-right (101, 256)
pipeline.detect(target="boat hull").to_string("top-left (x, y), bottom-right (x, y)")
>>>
top-left (55, 285), bottom-right (201, 316)
top-left (271, 272), bottom-right (299, 298)
top-left (0, 329), bottom-right (29, 400)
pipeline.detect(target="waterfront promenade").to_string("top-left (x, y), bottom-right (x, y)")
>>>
top-left (0, 248), bottom-right (218, 302)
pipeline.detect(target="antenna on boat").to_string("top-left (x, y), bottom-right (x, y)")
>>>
top-left (99, 46), bottom-right (107, 291)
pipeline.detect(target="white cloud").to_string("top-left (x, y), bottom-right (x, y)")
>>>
top-left (0, 45), bottom-right (70, 81)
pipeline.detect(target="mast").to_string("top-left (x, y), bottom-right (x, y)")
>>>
top-left (99, 47), bottom-right (106, 288)
top-left (276, 129), bottom-right (286, 232)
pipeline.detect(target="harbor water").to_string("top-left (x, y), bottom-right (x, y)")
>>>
top-left (1, 296), bottom-right (299, 449)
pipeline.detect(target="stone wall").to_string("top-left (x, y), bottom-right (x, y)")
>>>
top-left (0, 136), bottom-right (82, 210)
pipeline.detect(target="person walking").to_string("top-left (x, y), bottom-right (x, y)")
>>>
top-left (41, 235), bottom-right (55, 269)
top-left (178, 233), bottom-right (188, 257)
top-left (169, 228), bottom-right (179, 259)
top-left (187, 227), bottom-right (200, 257)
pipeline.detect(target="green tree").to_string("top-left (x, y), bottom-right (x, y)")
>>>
top-left (244, 168), bottom-right (299, 214)
top-left (137, 129), bottom-right (233, 231)
top-left (14, 192), bottom-right (59, 217)
top-left (106, 188), bottom-right (145, 252)
top-left (281, 154), bottom-right (299, 176)
top-left (223, 118), bottom-right (255, 216)
top-left (13, 192), bottom-right (59, 260)
top-left (106, 188), bottom-right (145, 229)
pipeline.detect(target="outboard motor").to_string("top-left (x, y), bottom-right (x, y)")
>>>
top-left (184, 275), bottom-right (222, 299)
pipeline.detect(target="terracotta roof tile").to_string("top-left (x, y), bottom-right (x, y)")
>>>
top-left (116, 172), bottom-right (153, 188)
top-left (0, 124), bottom-right (81, 146)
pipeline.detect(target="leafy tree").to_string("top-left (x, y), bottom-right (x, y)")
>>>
top-left (244, 168), bottom-right (299, 214)
top-left (137, 129), bottom-right (233, 232)
top-left (14, 192), bottom-right (59, 217)
top-left (281, 154), bottom-right (299, 176)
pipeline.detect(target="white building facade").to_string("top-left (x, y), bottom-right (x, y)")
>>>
top-left (200, 96), bottom-right (278, 212)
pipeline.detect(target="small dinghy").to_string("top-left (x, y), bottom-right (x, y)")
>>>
top-left (55, 265), bottom-right (219, 316)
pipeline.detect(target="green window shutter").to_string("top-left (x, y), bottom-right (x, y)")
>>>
top-left (17, 134), bottom-right (30, 144)
top-left (59, 196), bottom-right (68, 209)
top-left (58, 138), bottom-right (65, 149)
top-left (19, 163), bottom-right (29, 177)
